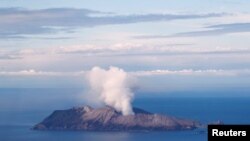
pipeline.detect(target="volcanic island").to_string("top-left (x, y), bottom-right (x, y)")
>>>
top-left (33, 105), bottom-right (201, 131)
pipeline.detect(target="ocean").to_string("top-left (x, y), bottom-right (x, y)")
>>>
top-left (0, 88), bottom-right (250, 141)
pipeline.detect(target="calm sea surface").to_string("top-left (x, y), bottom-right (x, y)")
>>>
top-left (0, 89), bottom-right (250, 141)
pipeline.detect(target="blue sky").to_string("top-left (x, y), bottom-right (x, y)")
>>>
top-left (0, 0), bottom-right (250, 95)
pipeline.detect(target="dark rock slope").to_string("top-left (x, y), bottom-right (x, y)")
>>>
top-left (33, 106), bottom-right (201, 131)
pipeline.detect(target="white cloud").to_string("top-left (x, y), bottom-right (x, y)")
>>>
top-left (1, 43), bottom-right (250, 73)
top-left (0, 8), bottom-right (224, 38)
top-left (57, 43), bottom-right (144, 54)
top-left (11, 42), bottom-right (250, 58)
top-left (132, 69), bottom-right (247, 76)
top-left (211, 13), bottom-right (250, 24)
top-left (0, 69), bottom-right (85, 76)
top-left (1, 69), bottom-right (250, 77)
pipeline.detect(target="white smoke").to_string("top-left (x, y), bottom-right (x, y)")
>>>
top-left (86, 66), bottom-right (136, 115)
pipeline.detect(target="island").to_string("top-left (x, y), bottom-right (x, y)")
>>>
top-left (33, 106), bottom-right (201, 131)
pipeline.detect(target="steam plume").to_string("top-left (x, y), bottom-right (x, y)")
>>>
top-left (86, 66), bottom-right (136, 115)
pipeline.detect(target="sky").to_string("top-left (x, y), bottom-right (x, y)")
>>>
top-left (0, 0), bottom-right (250, 95)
